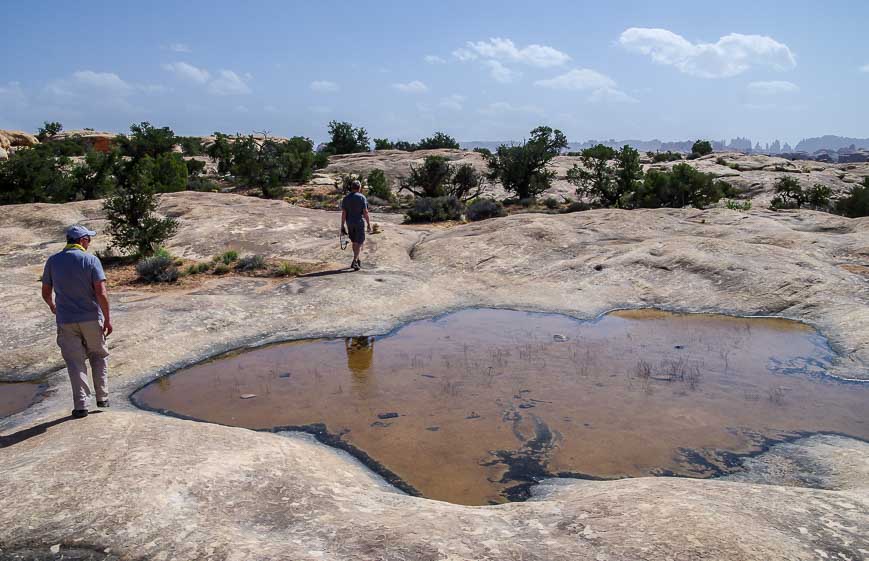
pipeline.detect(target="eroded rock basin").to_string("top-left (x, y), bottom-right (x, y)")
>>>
top-left (133, 308), bottom-right (869, 505)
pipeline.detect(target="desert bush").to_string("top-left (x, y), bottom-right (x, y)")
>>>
top-left (185, 261), bottom-right (212, 275)
top-left (770, 177), bottom-right (831, 209)
top-left (404, 196), bottom-right (463, 223)
top-left (374, 138), bottom-right (394, 150)
top-left (417, 132), bottom-right (460, 150)
top-left (561, 201), bottom-right (591, 213)
top-left (543, 196), bottom-right (559, 209)
top-left (691, 140), bottom-right (713, 157)
top-left (185, 159), bottom-right (206, 176)
top-left (117, 122), bottom-right (176, 160)
top-left (335, 173), bottom-right (364, 194)
top-left (632, 164), bottom-right (733, 209)
top-left (152, 153), bottom-right (188, 193)
top-left (473, 147), bottom-right (492, 157)
top-left (136, 255), bottom-right (179, 283)
top-left (36, 121), bottom-right (63, 142)
top-left (235, 254), bottom-right (267, 271)
top-left (206, 132), bottom-right (233, 175)
top-left (214, 250), bottom-right (239, 265)
top-left (228, 135), bottom-right (317, 198)
top-left (366, 169), bottom-right (392, 201)
top-left (323, 120), bottom-right (369, 155)
top-left (0, 144), bottom-right (72, 204)
top-left (651, 151), bottom-right (682, 163)
top-left (273, 261), bottom-right (304, 277)
top-left (212, 263), bottom-right (230, 274)
top-left (177, 136), bottom-right (203, 156)
top-left (566, 144), bottom-right (617, 206)
top-left (399, 156), bottom-right (484, 202)
top-left (725, 198), bottom-right (752, 211)
top-left (187, 176), bottom-right (219, 192)
top-left (67, 149), bottom-right (119, 201)
top-left (466, 198), bottom-right (506, 221)
top-left (614, 145), bottom-right (644, 203)
top-left (103, 158), bottom-right (179, 256)
top-left (835, 178), bottom-right (869, 217)
top-left (486, 126), bottom-right (568, 200)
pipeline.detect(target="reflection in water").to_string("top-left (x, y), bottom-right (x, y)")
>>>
top-left (345, 336), bottom-right (375, 378)
top-left (0, 382), bottom-right (42, 418)
top-left (134, 308), bottom-right (869, 505)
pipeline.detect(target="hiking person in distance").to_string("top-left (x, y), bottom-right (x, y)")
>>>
top-left (340, 180), bottom-right (372, 270)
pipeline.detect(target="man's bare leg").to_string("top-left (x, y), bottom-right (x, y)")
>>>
top-left (352, 242), bottom-right (363, 269)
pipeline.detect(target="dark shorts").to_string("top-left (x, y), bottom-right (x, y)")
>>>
top-left (347, 222), bottom-right (365, 244)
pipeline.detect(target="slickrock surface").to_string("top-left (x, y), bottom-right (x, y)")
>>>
top-left (1, 191), bottom-right (867, 560)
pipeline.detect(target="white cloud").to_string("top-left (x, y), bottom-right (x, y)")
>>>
top-left (485, 60), bottom-right (519, 83)
top-left (747, 80), bottom-right (799, 94)
top-left (310, 80), bottom-right (339, 93)
top-left (162, 62), bottom-right (210, 84)
top-left (462, 37), bottom-right (570, 68)
top-left (167, 43), bottom-right (191, 53)
top-left (392, 80), bottom-right (429, 93)
top-left (479, 101), bottom-right (543, 115)
top-left (534, 68), bottom-right (636, 103)
top-left (860, 64), bottom-right (869, 73)
top-left (234, 105), bottom-right (249, 113)
top-left (207, 70), bottom-right (252, 95)
top-left (618, 28), bottom-right (796, 78)
top-left (534, 68), bottom-right (615, 90)
top-left (425, 55), bottom-right (447, 64)
top-left (439, 94), bottom-right (465, 110)
top-left (71, 70), bottom-right (133, 94)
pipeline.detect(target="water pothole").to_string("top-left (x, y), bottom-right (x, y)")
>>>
top-left (0, 382), bottom-right (44, 419)
top-left (132, 308), bottom-right (869, 505)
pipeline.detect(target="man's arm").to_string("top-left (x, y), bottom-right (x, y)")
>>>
top-left (363, 208), bottom-right (372, 232)
top-left (41, 283), bottom-right (56, 315)
top-left (341, 208), bottom-right (347, 233)
top-left (94, 280), bottom-right (112, 336)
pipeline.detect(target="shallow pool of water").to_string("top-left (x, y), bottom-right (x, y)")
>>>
top-left (134, 308), bottom-right (868, 505)
top-left (0, 382), bottom-right (43, 418)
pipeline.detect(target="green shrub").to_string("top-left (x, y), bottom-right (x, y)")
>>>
top-left (566, 144), bottom-right (617, 206)
top-left (770, 177), bottom-right (831, 209)
top-left (152, 153), bottom-right (188, 193)
top-left (652, 151), bottom-right (682, 163)
top-left (136, 255), bottom-right (179, 283)
top-left (185, 159), bottom-right (206, 176)
top-left (67, 149), bottom-right (118, 201)
top-left (322, 120), bottom-right (370, 155)
top-left (215, 250), bottom-right (238, 265)
top-left (473, 147), bottom-right (492, 158)
top-left (400, 156), bottom-right (484, 202)
top-left (228, 135), bottom-right (317, 198)
top-left (374, 138), bottom-right (394, 150)
top-left (117, 122), bottom-right (176, 159)
top-left (102, 158), bottom-right (178, 256)
top-left (486, 126), bottom-right (568, 200)
top-left (177, 136), bottom-right (203, 156)
top-left (835, 178), bottom-right (869, 217)
top-left (466, 198), bottom-right (506, 221)
top-left (274, 261), bottom-right (304, 277)
top-left (725, 199), bottom-right (752, 211)
top-left (691, 140), bottom-right (713, 157)
top-left (632, 164), bottom-right (733, 209)
top-left (0, 144), bottom-right (72, 204)
top-left (417, 132), bottom-right (460, 150)
top-left (366, 169), bottom-right (392, 201)
top-left (561, 201), bottom-right (591, 213)
top-left (206, 133), bottom-right (233, 175)
top-left (543, 196), bottom-right (560, 209)
top-left (236, 254), bottom-right (267, 271)
top-left (187, 176), bottom-right (219, 192)
top-left (186, 261), bottom-right (212, 275)
top-left (212, 263), bottom-right (230, 274)
top-left (36, 121), bottom-right (63, 142)
top-left (404, 196), bottom-right (463, 223)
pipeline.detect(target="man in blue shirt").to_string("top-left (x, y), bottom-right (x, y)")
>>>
top-left (340, 180), bottom-right (372, 271)
top-left (41, 225), bottom-right (113, 418)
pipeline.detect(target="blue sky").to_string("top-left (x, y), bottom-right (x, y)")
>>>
top-left (2, 0), bottom-right (867, 145)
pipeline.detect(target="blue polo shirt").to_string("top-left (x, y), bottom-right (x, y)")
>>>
top-left (341, 192), bottom-right (368, 224)
top-left (42, 247), bottom-right (106, 324)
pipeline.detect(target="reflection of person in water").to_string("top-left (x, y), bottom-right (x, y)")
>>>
top-left (345, 337), bottom-right (375, 377)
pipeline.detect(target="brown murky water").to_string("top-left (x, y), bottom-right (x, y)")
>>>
top-left (0, 382), bottom-right (42, 418)
top-left (134, 309), bottom-right (869, 505)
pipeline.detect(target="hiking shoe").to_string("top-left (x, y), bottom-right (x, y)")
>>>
top-left (71, 409), bottom-right (88, 419)
top-left (97, 400), bottom-right (110, 408)
top-left (352, 259), bottom-right (360, 271)
top-left (355, 259), bottom-right (362, 270)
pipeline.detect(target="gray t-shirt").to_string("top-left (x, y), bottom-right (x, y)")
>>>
top-left (43, 248), bottom-right (106, 324)
top-left (341, 192), bottom-right (368, 224)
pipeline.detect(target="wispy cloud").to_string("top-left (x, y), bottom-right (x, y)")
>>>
top-left (439, 94), bottom-right (465, 110)
top-left (747, 80), bottom-right (799, 94)
top-left (456, 37), bottom-right (570, 68)
top-left (619, 28), bottom-right (796, 78)
top-left (392, 80), bottom-right (429, 93)
top-left (166, 43), bottom-right (191, 53)
top-left (162, 62), bottom-right (210, 84)
top-left (310, 80), bottom-right (339, 93)
top-left (479, 101), bottom-right (543, 115)
top-left (424, 55), bottom-right (447, 64)
top-left (535, 68), bottom-right (637, 103)
top-left (484, 60), bottom-right (519, 83)
top-left (207, 70), bottom-right (252, 95)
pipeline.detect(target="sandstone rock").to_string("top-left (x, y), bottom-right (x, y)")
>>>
top-left (0, 130), bottom-right (39, 150)
top-left (0, 147), bottom-right (8, 161)
top-left (46, 130), bottom-right (118, 153)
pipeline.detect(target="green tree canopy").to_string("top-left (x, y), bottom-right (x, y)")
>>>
top-left (323, 120), bottom-right (370, 155)
top-left (486, 126), bottom-right (568, 200)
